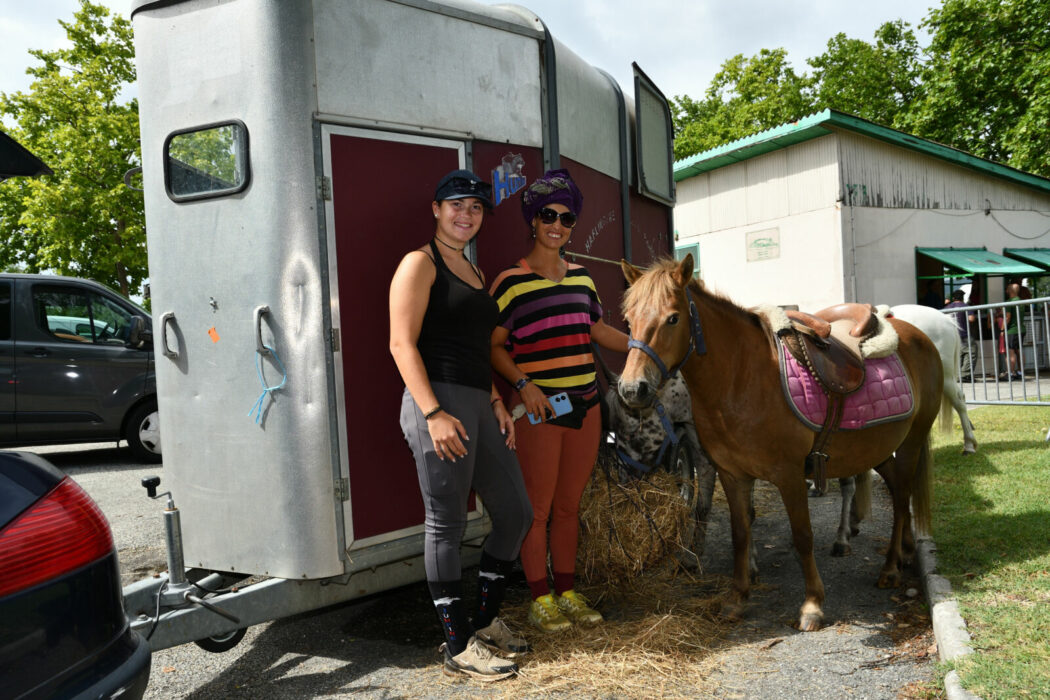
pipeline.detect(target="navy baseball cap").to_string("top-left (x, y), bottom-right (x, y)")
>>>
top-left (433, 169), bottom-right (494, 209)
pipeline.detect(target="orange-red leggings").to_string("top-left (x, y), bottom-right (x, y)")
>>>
top-left (515, 403), bottom-right (601, 596)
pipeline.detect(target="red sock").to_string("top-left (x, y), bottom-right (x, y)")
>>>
top-left (528, 578), bottom-right (550, 600)
top-left (553, 572), bottom-right (574, 595)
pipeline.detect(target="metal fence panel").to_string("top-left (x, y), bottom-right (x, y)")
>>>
top-left (941, 297), bottom-right (1050, 407)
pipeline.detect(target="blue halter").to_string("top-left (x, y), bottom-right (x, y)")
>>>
top-left (626, 288), bottom-right (707, 388)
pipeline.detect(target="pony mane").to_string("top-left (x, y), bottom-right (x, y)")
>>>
top-left (622, 258), bottom-right (760, 329)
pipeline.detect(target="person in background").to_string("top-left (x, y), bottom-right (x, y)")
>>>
top-left (943, 289), bottom-right (977, 382)
top-left (919, 279), bottom-right (944, 308)
top-left (1003, 282), bottom-right (1024, 380)
top-left (489, 169), bottom-right (629, 633)
top-left (389, 169), bottom-right (532, 680)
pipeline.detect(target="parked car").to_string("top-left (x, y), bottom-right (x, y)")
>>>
top-left (0, 273), bottom-right (160, 462)
top-left (0, 450), bottom-right (151, 698)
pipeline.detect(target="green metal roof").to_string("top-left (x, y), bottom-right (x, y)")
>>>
top-left (673, 109), bottom-right (1050, 195)
top-left (1003, 248), bottom-right (1050, 271)
top-left (916, 247), bottom-right (1043, 277)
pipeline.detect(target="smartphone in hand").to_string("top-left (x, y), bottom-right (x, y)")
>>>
top-left (528, 391), bottom-right (571, 424)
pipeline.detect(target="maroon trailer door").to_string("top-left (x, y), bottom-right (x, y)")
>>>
top-left (327, 128), bottom-right (464, 542)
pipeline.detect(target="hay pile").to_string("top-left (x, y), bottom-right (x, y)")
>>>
top-left (493, 574), bottom-right (733, 698)
top-left (577, 446), bottom-right (700, 588)
top-left (434, 450), bottom-right (736, 696)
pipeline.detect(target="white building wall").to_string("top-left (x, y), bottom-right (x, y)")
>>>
top-left (675, 136), bottom-right (846, 310)
top-left (838, 131), bottom-right (1050, 210)
top-left (848, 207), bottom-right (1050, 306)
top-left (836, 131), bottom-right (1050, 305)
top-left (676, 127), bottom-right (1050, 312)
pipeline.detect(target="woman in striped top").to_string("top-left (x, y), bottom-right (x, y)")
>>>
top-left (489, 169), bottom-right (629, 632)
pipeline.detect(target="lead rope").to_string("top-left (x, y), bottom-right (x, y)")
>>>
top-left (248, 344), bottom-right (287, 424)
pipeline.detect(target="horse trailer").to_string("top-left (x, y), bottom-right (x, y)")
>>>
top-left (123, 0), bottom-right (675, 651)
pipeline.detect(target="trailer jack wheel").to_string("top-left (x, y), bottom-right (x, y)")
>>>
top-left (194, 627), bottom-right (246, 653)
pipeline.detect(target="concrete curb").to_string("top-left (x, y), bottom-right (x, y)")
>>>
top-left (916, 535), bottom-right (982, 700)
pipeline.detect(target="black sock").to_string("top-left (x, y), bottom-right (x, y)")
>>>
top-left (428, 580), bottom-right (472, 656)
top-left (475, 552), bottom-right (515, 629)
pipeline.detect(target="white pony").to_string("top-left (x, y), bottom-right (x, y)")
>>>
top-left (888, 304), bottom-right (977, 454)
top-left (827, 303), bottom-right (977, 558)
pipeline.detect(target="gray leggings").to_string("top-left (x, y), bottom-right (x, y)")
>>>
top-left (400, 382), bottom-right (532, 582)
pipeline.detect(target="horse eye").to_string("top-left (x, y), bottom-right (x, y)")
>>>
top-left (667, 313), bottom-right (679, 326)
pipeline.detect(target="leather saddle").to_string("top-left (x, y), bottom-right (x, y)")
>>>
top-left (781, 303), bottom-right (880, 395)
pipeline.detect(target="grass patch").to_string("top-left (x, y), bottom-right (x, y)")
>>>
top-left (930, 405), bottom-right (1050, 698)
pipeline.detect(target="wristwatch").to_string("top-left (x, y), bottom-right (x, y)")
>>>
top-left (514, 376), bottom-right (532, 391)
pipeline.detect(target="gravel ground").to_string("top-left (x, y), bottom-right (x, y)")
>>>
top-left (697, 479), bottom-right (938, 699)
top-left (38, 442), bottom-right (939, 699)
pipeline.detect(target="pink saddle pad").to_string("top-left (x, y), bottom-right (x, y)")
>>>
top-left (779, 343), bottom-right (914, 430)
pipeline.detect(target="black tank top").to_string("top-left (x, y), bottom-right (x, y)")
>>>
top-left (417, 240), bottom-right (498, 391)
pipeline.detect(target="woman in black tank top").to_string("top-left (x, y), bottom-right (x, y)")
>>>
top-left (389, 169), bottom-right (532, 680)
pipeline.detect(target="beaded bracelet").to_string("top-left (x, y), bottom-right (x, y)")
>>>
top-left (423, 406), bottom-right (442, 420)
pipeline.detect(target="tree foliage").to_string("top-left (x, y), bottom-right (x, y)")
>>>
top-left (899, 0), bottom-right (1050, 175)
top-left (809, 20), bottom-right (924, 128)
top-left (672, 0), bottom-right (1050, 179)
top-left (673, 49), bottom-right (815, 160)
top-left (0, 0), bottom-right (143, 298)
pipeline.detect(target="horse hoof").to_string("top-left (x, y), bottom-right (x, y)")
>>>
top-left (799, 612), bottom-right (823, 632)
top-left (831, 543), bottom-right (851, 557)
top-left (877, 572), bottom-right (901, 589)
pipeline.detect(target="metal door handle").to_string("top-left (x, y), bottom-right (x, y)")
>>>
top-left (26, 347), bottom-right (50, 358)
top-left (160, 311), bottom-right (179, 358)
top-left (254, 305), bottom-right (271, 355)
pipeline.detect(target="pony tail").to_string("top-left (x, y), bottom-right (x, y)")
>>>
top-left (938, 393), bottom-right (954, 435)
top-left (911, 437), bottom-right (933, 536)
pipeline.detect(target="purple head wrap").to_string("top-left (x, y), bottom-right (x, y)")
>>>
top-left (520, 169), bottom-right (583, 225)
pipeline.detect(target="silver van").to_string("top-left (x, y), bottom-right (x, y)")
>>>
top-left (0, 273), bottom-right (159, 462)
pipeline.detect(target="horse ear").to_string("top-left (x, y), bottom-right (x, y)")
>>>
top-left (674, 254), bottom-right (695, 286)
top-left (621, 259), bottom-right (643, 285)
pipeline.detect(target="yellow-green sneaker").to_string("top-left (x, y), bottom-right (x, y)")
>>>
top-left (556, 590), bottom-right (603, 625)
top-left (528, 593), bottom-right (571, 632)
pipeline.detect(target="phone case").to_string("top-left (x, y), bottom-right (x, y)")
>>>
top-left (528, 392), bottom-right (572, 424)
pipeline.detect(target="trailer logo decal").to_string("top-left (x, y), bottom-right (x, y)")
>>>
top-left (491, 153), bottom-right (526, 206)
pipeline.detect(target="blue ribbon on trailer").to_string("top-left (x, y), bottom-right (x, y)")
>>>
top-left (248, 344), bottom-right (287, 424)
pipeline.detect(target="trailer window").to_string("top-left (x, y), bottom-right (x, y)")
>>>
top-left (164, 121), bottom-right (250, 201)
top-left (633, 64), bottom-right (674, 206)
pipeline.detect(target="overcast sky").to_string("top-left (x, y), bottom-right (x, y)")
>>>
top-left (2, 0), bottom-right (933, 108)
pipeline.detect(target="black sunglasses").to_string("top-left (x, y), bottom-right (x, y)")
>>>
top-left (537, 207), bottom-right (578, 228)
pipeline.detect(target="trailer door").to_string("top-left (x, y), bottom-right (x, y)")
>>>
top-left (322, 126), bottom-right (484, 551)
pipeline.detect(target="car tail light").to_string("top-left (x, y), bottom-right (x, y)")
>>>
top-left (0, 477), bottom-right (114, 597)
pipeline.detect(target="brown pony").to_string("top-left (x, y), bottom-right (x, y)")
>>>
top-left (618, 256), bottom-right (941, 631)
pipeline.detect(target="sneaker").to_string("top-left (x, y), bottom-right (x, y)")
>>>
top-left (475, 617), bottom-right (530, 657)
top-left (528, 593), bottom-right (571, 632)
top-left (440, 636), bottom-right (518, 681)
top-left (1011, 372), bottom-right (1023, 380)
top-left (556, 589), bottom-right (603, 625)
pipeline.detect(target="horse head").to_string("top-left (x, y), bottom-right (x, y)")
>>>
top-left (618, 255), bottom-right (702, 408)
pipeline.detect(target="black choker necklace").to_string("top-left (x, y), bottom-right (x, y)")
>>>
top-left (434, 236), bottom-right (465, 252)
